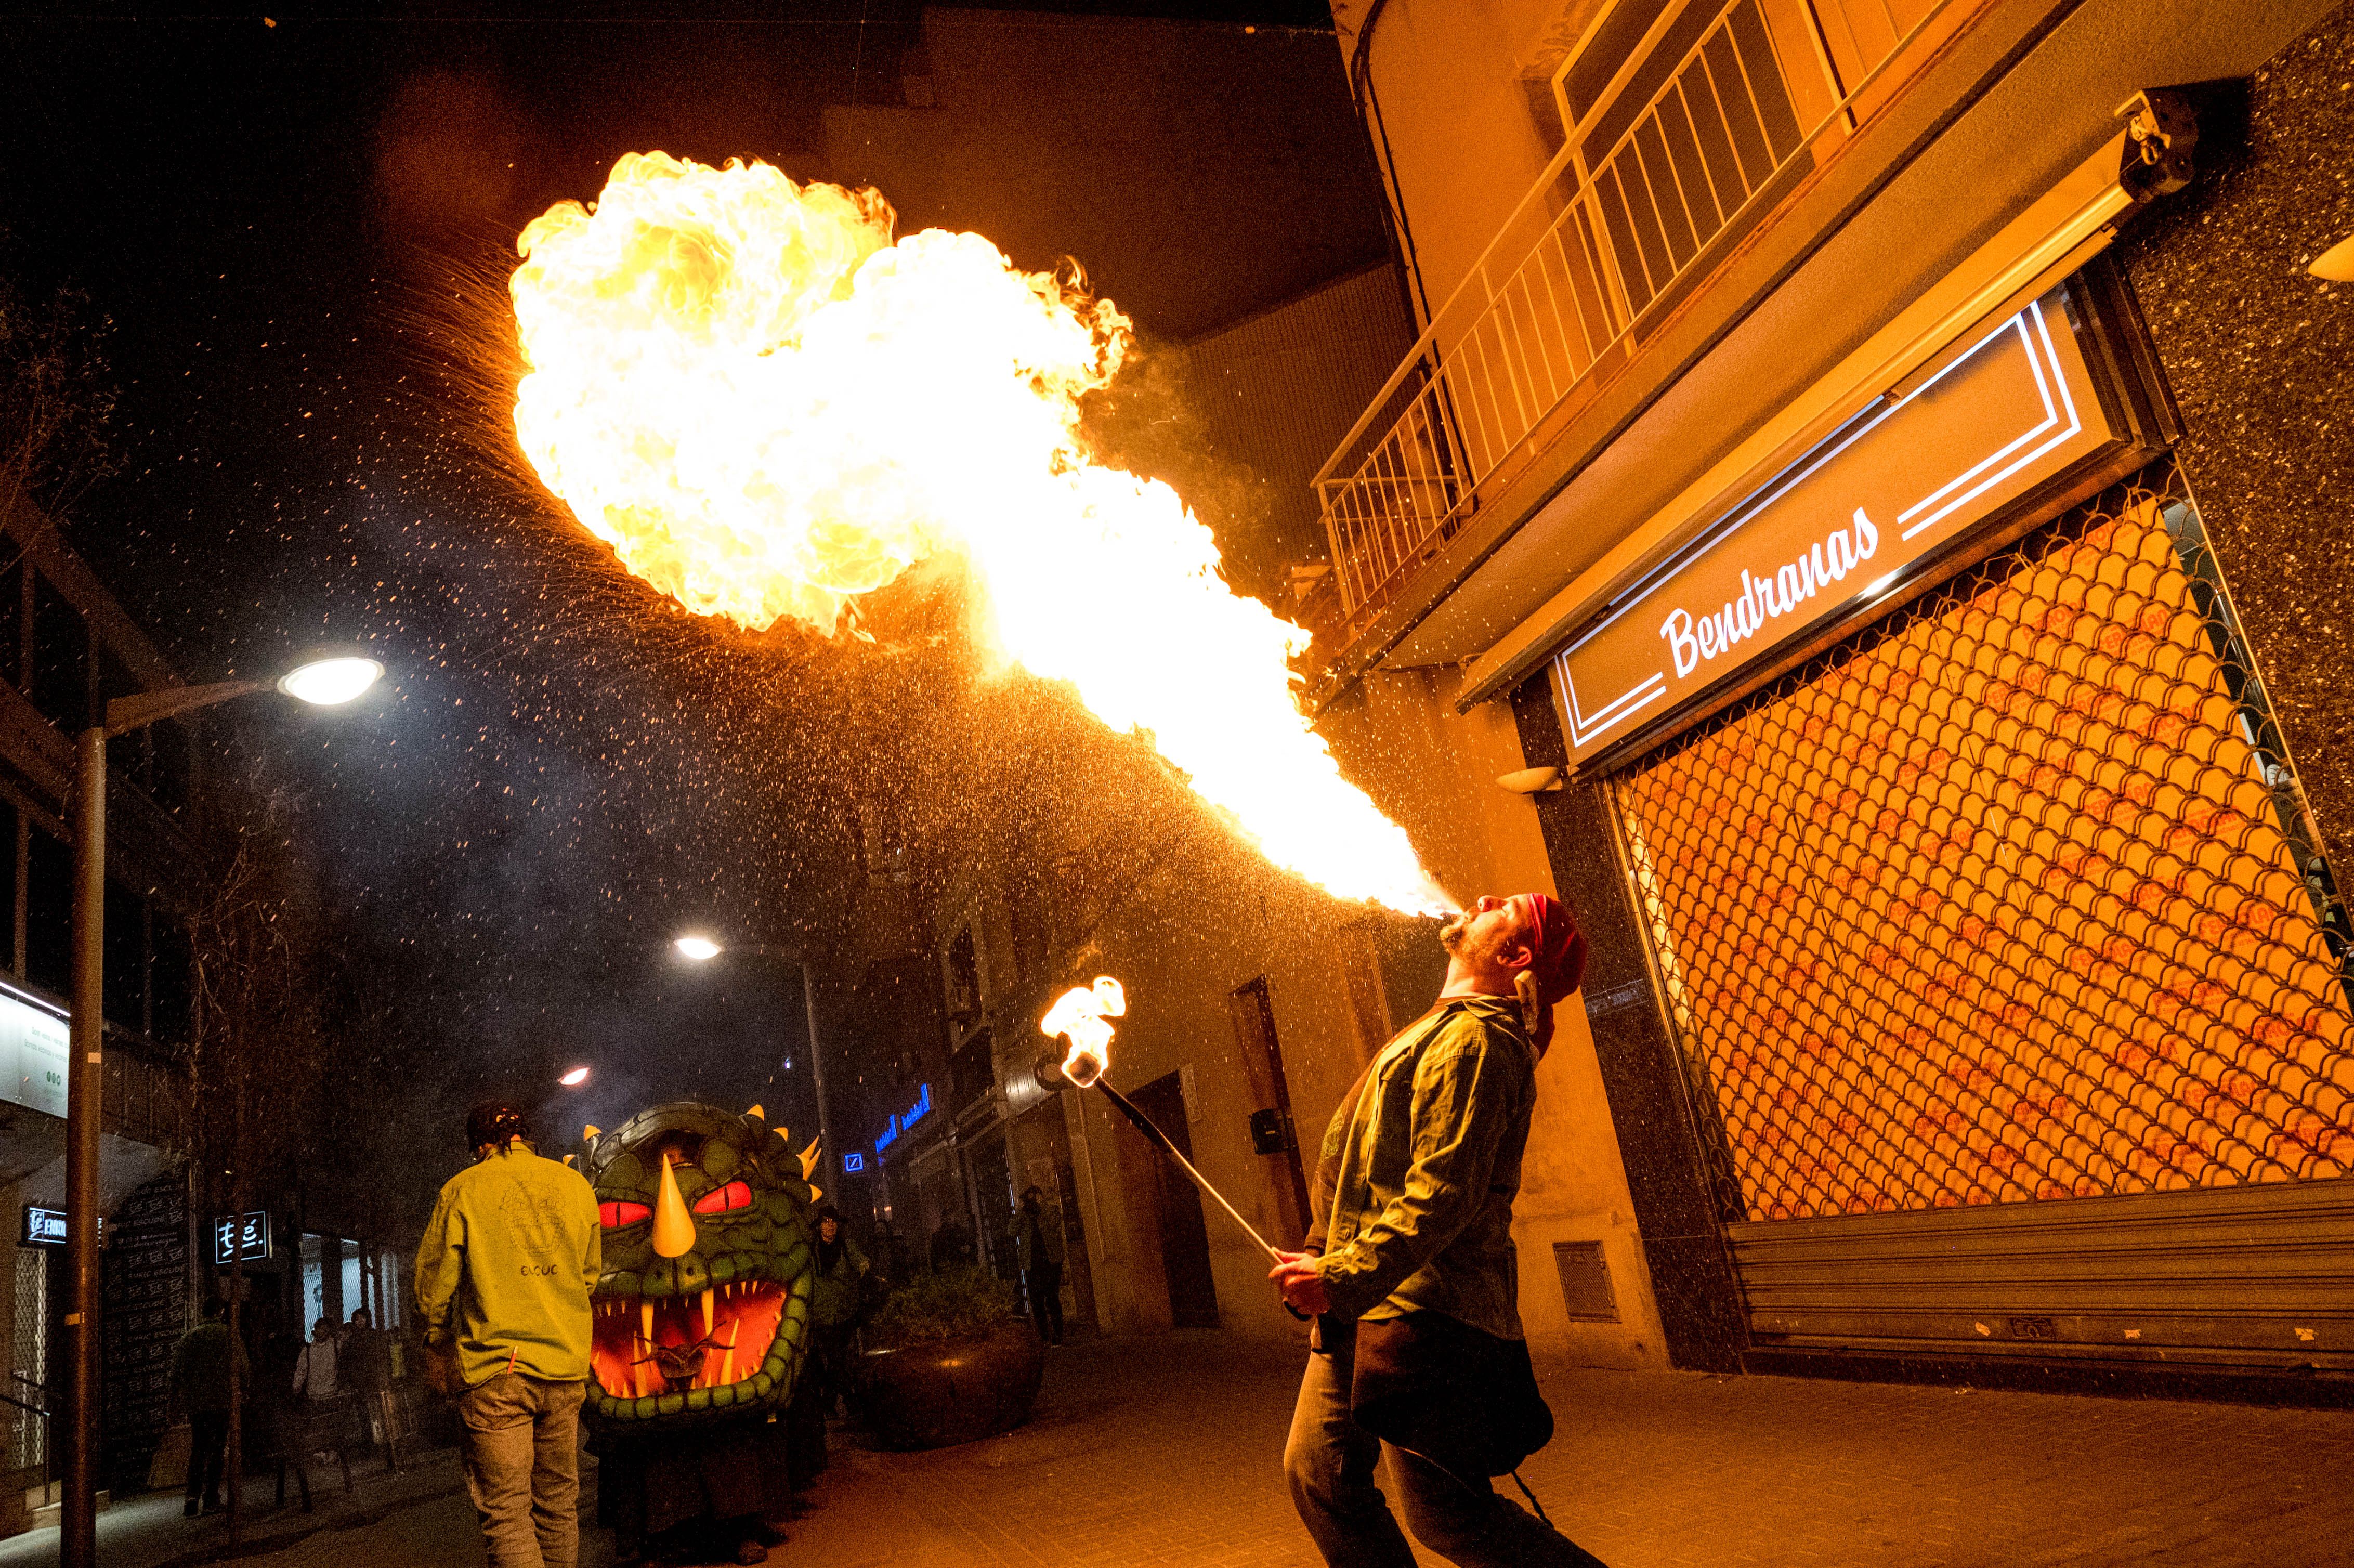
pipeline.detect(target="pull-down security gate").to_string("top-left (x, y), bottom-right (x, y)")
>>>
top-left (1612, 461), bottom-right (2354, 1370)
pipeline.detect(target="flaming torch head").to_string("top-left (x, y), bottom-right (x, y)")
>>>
top-left (1040, 976), bottom-right (1124, 1090)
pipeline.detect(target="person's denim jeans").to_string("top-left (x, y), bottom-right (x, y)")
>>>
top-left (459, 1374), bottom-right (586, 1568)
top-left (1284, 1327), bottom-right (1606, 1568)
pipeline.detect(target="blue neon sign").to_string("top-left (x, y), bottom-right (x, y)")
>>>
top-left (872, 1083), bottom-right (933, 1153)
top-left (841, 1152), bottom-right (866, 1173)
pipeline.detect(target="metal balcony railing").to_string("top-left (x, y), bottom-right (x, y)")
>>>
top-left (1316, 0), bottom-right (1968, 644)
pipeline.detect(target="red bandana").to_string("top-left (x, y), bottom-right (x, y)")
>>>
top-left (1509, 893), bottom-right (1588, 1008)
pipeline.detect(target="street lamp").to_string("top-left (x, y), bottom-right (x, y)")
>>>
top-left (670, 934), bottom-right (833, 1197)
top-left (559, 1065), bottom-right (592, 1088)
top-left (62, 653), bottom-right (382, 1567)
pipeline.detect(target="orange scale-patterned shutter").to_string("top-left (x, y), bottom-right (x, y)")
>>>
top-left (1609, 460), bottom-right (2354, 1369)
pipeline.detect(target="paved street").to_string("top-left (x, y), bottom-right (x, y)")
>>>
top-left (14, 1332), bottom-right (2351, 1567)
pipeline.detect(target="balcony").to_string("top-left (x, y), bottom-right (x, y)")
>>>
top-left (1314, 0), bottom-right (1972, 663)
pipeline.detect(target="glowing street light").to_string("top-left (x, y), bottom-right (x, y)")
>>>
top-left (559, 1066), bottom-right (592, 1088)
top-left (674, 934), bottom-right (723, 962)
top-left (277, 654), bottom-right (385, 706)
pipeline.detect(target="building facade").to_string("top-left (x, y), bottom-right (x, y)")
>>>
top-left (1305, 0), bottom-right (2354, 1395)
top-left (840, 243), bottom-right (1685, 1360)
top-left (0, 493), bottom-right (407, 1521)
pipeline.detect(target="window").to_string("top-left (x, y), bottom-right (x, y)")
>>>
top-left (945, 926), bottom-right (982, 1029)
top-left (857, 800), bottom-right (908, 885)
top-left (25, 829), bottom-right (70, 996)
top-left (949, 1028), bottom-right (994, 1109)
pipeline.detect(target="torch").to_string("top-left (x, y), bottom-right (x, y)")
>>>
top-left (1036, 977), bottom-right (1289, 1268)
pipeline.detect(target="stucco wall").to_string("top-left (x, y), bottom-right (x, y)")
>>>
top-left (1330, 0), bottom-right (1590, 320)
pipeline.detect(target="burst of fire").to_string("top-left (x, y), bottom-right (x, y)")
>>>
top-left (509, 152), bottom-right (1452, 916)
top-left (1041, 976), bottom-right (1124, 1088)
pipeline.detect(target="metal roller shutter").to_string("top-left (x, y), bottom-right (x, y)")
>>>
top-left (1611, 459), bottom-right (2354, 1370)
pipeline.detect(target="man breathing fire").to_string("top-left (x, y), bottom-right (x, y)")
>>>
top-left (1270, 893), bottom-right (1608, 1568)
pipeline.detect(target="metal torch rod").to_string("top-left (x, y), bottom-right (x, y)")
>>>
top-left (1090, 1077), bottom-right (1287, 1265)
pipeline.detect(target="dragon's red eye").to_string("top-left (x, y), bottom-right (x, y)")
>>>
top-left (599, 1200), bottom-right (651, 1229)
top-left (692, 1179), bottom-right (753, 1216)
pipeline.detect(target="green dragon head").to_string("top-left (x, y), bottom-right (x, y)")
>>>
top-left (581, 1101), bottom-right (818, 1432)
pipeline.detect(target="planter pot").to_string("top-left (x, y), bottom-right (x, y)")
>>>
top-left (857, 1319), bottom-right (1044, 1450)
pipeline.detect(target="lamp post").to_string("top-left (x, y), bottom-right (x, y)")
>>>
top-left (672, 935), bottom-right (833, 1196)
top-left (61, 654), bottom-right (382, 1568)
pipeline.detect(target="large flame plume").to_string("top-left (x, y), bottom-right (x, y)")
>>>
top-left (509, 152), bottom-right (1450, 916)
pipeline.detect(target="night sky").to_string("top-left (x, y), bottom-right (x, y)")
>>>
top-left (0, 1), bottom-right (1379, 1198)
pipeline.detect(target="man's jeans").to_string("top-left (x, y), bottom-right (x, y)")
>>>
top-left (1285, 1328), bottom-right (1607, 1568)
top-left (459, 1374), bottom-right (586, 1568)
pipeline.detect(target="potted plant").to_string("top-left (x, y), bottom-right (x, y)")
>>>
top-left (856, 1266), bottom-right (1044, 1449)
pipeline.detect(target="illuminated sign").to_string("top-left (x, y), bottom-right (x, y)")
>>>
top-left (1549, 290), bottom-right (2127, 769)
top-left (212, 1210), bottom-right (273, 1264)
top-left (872, 1083), bottom-right (933, 1153)
top-left (0, 984), bottom-right (68, 1119)
top-left (22, 1207), bottom-right (101, 1248)
top-left (841, 1152), bottom-right (866, 1173)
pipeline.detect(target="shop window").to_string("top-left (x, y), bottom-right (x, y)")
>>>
top-left (25, 829), bottom-right (71, 997)
top-left (11, 1248), bottom-right (46, 1474)
top-left (378, 1248), bottom-right (404, 1327)
top-left (299, 1233), bottom-right (329, 1330)
top-left (29, 572), bottom-right (88, 730)
top-left (1616, 463), bottom-right (2354, 1222)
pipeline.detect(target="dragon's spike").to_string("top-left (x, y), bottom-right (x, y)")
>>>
top-left (651, 1150), bottom-right (697, 1259)
top-left (746, 1104), bottom-right (764, 1120)
top-left (807, 1185), bottom-right (823, 1205)
top-left (798, 1135), bottom-right (822, 1182)
top-left (563, 1154), bottom-right (577, 1167)
top-left (584, 1125), bottom-right (600, 1142)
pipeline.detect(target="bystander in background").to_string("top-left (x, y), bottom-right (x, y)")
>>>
top-left (168, 1298), bottom-right (243, 1517)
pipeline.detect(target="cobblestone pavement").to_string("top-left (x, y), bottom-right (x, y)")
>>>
top-left (19, 1332), bottom-right (2352, 1566)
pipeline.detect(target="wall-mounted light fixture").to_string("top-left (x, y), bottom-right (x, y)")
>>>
top-left (1497, 766), bottom-right (1566, 795)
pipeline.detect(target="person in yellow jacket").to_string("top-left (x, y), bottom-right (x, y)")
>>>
top-left (416, 1101), bottom-right (601, 1568)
